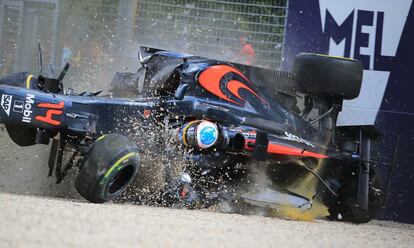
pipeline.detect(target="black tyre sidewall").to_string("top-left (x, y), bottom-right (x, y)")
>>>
top-left (96, 153), bottom-right (140, 201)
top-left (75, 134), bottom-right (140, 203)
top-left (293, 53), bottom-right (363, 100)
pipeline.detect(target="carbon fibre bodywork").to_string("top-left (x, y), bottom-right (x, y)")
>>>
top-left (0, 52), bottom-right (340, 159)
top-left (0, 48), bottom-right (379, 222)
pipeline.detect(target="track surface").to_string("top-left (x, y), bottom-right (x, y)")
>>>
top-left (1, 193), bottom-right (413, 248)
top-left (0, 126), bottom-right (413, 247)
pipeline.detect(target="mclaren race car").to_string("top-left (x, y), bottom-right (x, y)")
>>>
top-left (0, 47), bottom-right (385, 223)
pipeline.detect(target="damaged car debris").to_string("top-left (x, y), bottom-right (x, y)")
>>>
top-left (0, 46), bottom-right (389, 223)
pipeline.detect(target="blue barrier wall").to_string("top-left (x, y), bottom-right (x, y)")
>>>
top-left (283, 0), bottom-right (414, 223)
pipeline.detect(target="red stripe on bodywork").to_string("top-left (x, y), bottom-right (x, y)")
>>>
top-left (198, 65), bottom-right (241, 104)
top-left (37, 101), bottom-right (64, 109)
top-left (245, 140), bottom-right (328, 159)
top-left (268, 143), bottom-right (329, 159)
top-left (35, 101), bottom-right (65, 126)
top-left (226, 80), bottom-right (266, 103)
top-left (198, 65), bottom-right (265, 105)
top-left (35, 109), bottom-right (63, 126)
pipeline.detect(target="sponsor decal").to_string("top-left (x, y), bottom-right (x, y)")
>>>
top-left (22, 94), bottom-right (35, 123)
top-left (284, 132), bottom-right (315, 148)
top-left (318, 0), bottom-right (412, 125)
top-left (242, 130), bottom-right (315, 148)
top-left (1, 94), bottom-right (12, 116)
top-left (35, 101), bottom-right (64, 126)
top-left (198, 64), bottom-right (267, 105)
top-left (13, 100), bottom-right (24, 113)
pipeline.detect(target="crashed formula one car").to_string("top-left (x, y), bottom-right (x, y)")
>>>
top-left (0, 47), bottom-right (385, 223)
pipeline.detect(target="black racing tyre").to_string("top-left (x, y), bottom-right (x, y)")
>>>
top-left (293, 53), bottom-right (363, 100)
top-left (75, 133), bottom-right (140, 203)
top-left (328, 168), bottom-right (384, 223)
top-left (5, 125), bottom-right (36, 146)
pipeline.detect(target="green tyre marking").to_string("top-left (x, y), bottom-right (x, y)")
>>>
top-left (104, 152), bottom-right (137, 179)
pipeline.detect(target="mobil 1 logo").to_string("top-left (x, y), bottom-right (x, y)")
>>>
top-left (22, 93), bottom-right (35, 123)
top-left (13, 100), bottom-right (24, 113)
top-left (1, 94), bottom-right (12, 116)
